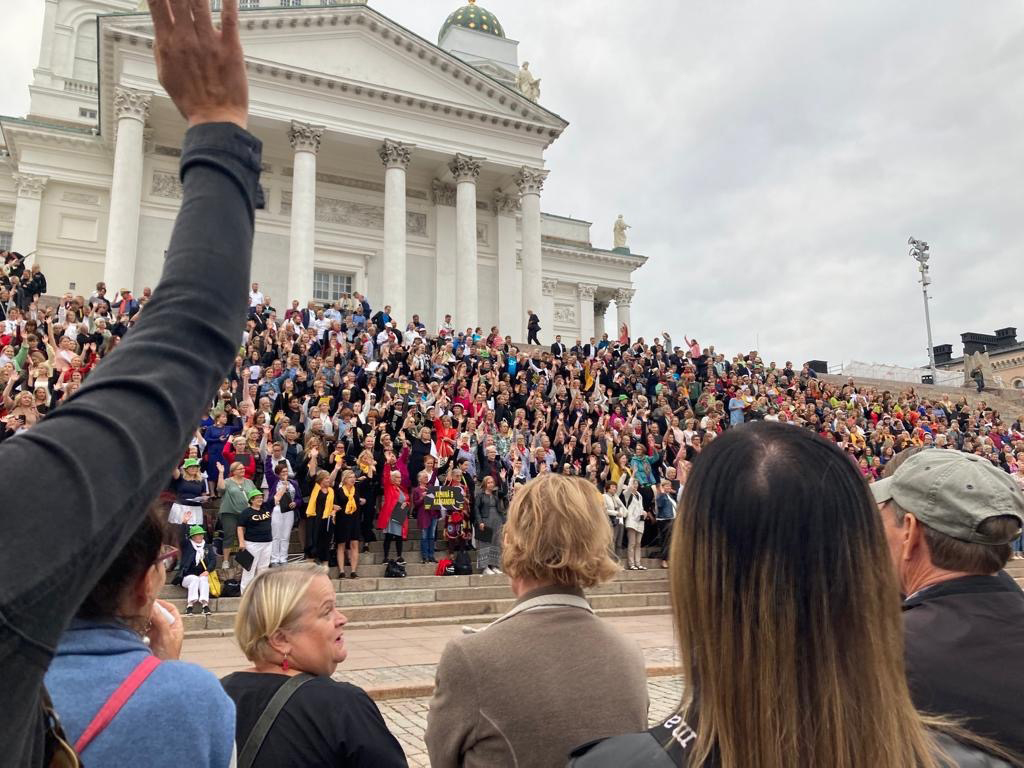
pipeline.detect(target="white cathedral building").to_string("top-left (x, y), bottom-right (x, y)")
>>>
top-left (0, 0), bottom-right (645, 341)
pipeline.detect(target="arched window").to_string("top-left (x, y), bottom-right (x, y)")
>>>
top-left (73, 20), bottom-right (98, 83)
top-left (1013, 378), bottom-right (1024, 390)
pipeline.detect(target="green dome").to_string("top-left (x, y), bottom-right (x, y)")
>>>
top-left (439, 1), bottom-right (506, 40)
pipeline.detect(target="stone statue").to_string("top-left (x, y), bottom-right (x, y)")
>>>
top-left (516, 62), bottom-right (541, 102)
top-left (613, 214), bottom-right (631, 249)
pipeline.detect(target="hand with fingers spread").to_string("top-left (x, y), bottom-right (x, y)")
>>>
top-left (149, 0), bottom-right (248, 129)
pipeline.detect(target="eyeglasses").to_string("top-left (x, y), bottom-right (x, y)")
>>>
top-left (158, 545), bottom-right (179, 566)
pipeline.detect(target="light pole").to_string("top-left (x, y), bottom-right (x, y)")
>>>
top-left (908, 237), bottom-right (937, 383)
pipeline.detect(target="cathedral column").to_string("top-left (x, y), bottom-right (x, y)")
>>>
top-left (542, 278), bottom-right (558, 342)
top-left (379, 139), bottom-right (412, 327)
top-left (594, 299), bottom-right (608, 340)
top-left (103, 86), bottom-right (151, 292)
top-left (449, 153), bottom-right (481, 330)
top-left (11, 174), bottom-right (48, 258)
top-left (432, 180), bottom-right (457, 330)
top-left (577, 283), bottom-right (597, 342)
top-left (615, 288), bottom-right (634, 339)
top-left (516, 167), bottom-right (548, 338)
top-left (287, 120), bottom-right (324, 306)
top-left (494, 190), bottom-right (520, 339)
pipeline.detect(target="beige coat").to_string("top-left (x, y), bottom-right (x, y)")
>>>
top-left (425, 587), bottom-right (649, 768)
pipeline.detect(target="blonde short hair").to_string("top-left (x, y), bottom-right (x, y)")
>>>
top-left (234, 563), bottom-right (327, 663)
top-left (501, 474), bottom-right (618, 588)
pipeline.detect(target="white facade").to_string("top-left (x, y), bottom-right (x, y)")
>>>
top-left (0, 0), bottom-right (646, 340)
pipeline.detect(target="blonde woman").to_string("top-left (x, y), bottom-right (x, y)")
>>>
top-left (222, 565), bottom-right (406, 766)
top-left (425, 474), bottom-right (647, 768)
top-left (570, 423), bottom-right (1016, 768)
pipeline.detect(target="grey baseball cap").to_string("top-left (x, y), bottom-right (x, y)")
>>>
top-left (871, 450), bottom-right (1024, 545)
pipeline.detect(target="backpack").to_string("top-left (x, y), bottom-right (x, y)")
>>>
top-left (385, 560), bottom-right (407, 578)
top-left (435, 558), bottom-right (455, 576)
top-left (220, 579), bottom-right (241, 597)
top-left (453, 549), bottom-right (473, 575)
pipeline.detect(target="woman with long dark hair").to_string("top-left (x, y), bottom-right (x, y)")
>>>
top-left (571, 422), bottom-right (1016, 768)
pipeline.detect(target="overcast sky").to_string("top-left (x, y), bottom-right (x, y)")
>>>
top-left (4, 1), bottom-right (1023, 368)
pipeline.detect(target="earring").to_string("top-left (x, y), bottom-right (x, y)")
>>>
top-left (282, 654), bottom-right (290, 672)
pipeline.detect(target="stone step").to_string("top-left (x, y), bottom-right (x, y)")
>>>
top-left (165, 571), bottom-right (669, 612)
top-left (180, 603), bottom-right (673, 638)
top-left (161, 565), bottom-right (668, 597)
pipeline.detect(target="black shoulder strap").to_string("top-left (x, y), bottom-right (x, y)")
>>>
top-left (648, 714), bottom-right (699, 765)
top-left (238, 674), bottom-right (313, 768)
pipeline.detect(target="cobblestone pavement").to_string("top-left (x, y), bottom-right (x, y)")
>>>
top-left (379, 675), bottom-right (685, 768)
top-left (333, 645), bottom-right (679, 692)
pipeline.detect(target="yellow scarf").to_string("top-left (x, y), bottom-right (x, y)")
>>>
top-left (341, 485), bottom-right (357, 515)
top-left (306, 484), bottom-right (335, 519)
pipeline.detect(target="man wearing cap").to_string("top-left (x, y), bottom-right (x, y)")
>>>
top-left (238, 487), bottom-right (273, 593)
top-left (175, 525), bottom-right (216, 616)
top-left (873, 449), bottom-right (1024, 757)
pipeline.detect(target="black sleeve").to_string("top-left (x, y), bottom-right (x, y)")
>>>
top-left (0, 123), bottom-right (261, 765)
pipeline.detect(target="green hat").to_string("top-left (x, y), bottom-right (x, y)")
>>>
top-left (188, 525), bottom-right (205, 538)
top-left (247, 488), bottom-right (265, 501)
top-left (182, 458), bottom-right (201, 470)
top-left (871, 450), bottom-right (1024, 545)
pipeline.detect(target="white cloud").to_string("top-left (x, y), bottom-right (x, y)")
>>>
top-left (3, 0), bottom-right (1022, 368)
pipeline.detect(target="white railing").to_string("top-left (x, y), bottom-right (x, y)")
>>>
top-left (62, 78), bottom-right (98, 97)
top-left (830, 361), bottom-right (963, 387)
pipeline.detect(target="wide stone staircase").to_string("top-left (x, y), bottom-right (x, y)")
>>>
top-left (166, 522), bottom-right (671, 639)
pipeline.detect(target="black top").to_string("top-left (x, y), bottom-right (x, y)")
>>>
top-left (903, 572), bottom-right (1024, 758)
top-left (241, 503), bottom-right (274, 543)
top-left (0, 123), bottom-right (263, 767)
top-left (221, 672), bottom-right (407, 767)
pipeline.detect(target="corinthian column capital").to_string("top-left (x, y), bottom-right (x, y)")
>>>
top-left (615, 288), bottom-right (635, 306)
top-left (379, 139), bottom-right (412, 170)
top-left (13, 173), bottom-right (48, 200)
top-left (113, 86), bottom-right (152, 123)
top-left (288, 120), bottom-right (324, 153)
top-left (515, 166), bottom-right (549, 196)
top-left (448, 153), bottom-right (481, 183)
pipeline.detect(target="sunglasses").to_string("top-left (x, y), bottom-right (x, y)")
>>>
top-left (157, 545), bottom-right (179, 566)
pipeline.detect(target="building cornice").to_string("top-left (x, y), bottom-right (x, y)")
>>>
top-left (542, 241), bottom-right (648, 270)
top-left (0, 117), bottom-right (103, 164)
top-left (97, 5), bottom-right (568, 147)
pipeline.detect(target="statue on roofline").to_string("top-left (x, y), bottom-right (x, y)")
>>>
top-left (516, 62), bottom-right (541, 102)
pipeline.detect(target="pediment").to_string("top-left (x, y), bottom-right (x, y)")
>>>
top-left (100, 5), bottom-right (566, 133)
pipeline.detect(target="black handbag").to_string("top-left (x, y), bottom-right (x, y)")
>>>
top-left (477, 524), bottom-right (494, 544)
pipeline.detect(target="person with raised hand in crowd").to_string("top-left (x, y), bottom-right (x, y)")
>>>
top-left (570, 423), bottom-right (1018, 768)
top-left (223, 564), bottom-right (407, 767)
top-left (0, 0), bottom-right (258, 763)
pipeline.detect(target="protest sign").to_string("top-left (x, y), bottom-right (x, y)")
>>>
top-left (424, 485), bottom-right (465, 511)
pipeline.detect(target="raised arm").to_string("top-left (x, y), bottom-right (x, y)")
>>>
top-left (0, 3), bottom-right (255, 757)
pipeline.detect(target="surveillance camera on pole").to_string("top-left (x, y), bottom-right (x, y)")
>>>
top-left (909, 236), bottom-right (937, 382)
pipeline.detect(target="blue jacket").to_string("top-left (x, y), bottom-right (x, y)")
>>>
top-left (45, 621), bottom-right (235, 767)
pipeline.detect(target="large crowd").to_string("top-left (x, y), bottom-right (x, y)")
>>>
top-left (2, 4), bottom-right (1022, 767)
top-left (6, 268), bottom-right (1024, 586)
